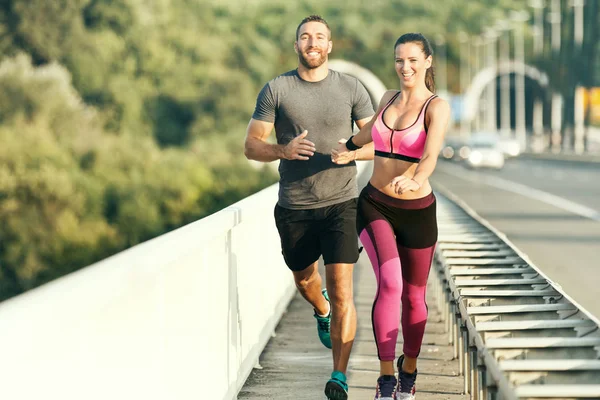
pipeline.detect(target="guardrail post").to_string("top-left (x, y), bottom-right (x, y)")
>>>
top-left (461, 326), bottom-right (470, 390)
top-left (439, 276), bottom-right (449, 322)
top-left (458, 322), bottom-right (465, 375)
top-left (477, 363), bottom-right (487, 400)
top-left (469, 346), bottom-right (479, 398)
top-left (453, 305), bottom-right (461, 360)
top-left (487, 383), bottom-right (498, 400)
top-left (447, 296), bottom-right (454, 345)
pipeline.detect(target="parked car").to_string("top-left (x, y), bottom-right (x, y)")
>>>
top-left (440, 137), bottom-right (470, 161)
top-left (497, 137), bottom-right (521, 158)
top-left (464, 136), bottom-right (505, 170)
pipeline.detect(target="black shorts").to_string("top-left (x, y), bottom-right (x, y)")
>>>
top-left (356, 183), bottom-right (438, 249)
top-left (274, 199), bottom-right (360, 271)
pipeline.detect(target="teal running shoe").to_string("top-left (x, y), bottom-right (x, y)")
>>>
top-left (325, 370), bottom-right (348, 400)
top-left (313, 288), bottom-right (332, 349)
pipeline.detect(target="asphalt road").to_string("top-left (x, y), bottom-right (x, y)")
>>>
top-left (432, 158), bottom-right (600, 319)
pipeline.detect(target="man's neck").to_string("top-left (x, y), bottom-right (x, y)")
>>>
top-left (297, 63), bottom-right (329, 82)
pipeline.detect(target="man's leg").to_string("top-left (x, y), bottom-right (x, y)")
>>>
top-left (320, 199), bottom-right (360, 399)
top-left (274, 204), bottom-right (329, 317)
top-left (325, 262), bottom-right (356, 374)
top-left (292, 261), bottom-right (329, 316)
top-left (323, 262), bottom-right (356, 399)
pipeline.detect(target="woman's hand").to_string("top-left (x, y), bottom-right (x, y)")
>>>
top-left (390, 175), bottom-right (421, 195)
top-left (331, 139), bottom-right (357, 164)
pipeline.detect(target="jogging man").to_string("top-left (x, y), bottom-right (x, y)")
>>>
top-left (243, 15), bottom-right (374, 400)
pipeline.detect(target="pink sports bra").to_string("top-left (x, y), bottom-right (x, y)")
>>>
top-left (372, 92), bottom-right (437, 163)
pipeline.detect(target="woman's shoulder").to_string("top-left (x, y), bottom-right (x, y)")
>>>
top-left (425, 95), bottom-right (451, 122)
top-left (376, 90), bottom-right (400, 109)
top-left (382, 89), bottom-right (400, 100)
top-left (427, 95), bottom-right (450, 112)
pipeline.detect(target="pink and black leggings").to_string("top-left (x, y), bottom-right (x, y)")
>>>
top-left (357, 183), bottom-right (437, 360)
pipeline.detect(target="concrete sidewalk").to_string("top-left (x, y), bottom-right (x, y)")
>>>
top-left (238, 250), bottom-right (468, 400)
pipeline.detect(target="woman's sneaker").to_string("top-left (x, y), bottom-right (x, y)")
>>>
top-left (374, 375), bottom-right (397, 399)
top-left (395, 355), bottom-right (417, 400)
top-left (313, 288), bottom-right (332, 349)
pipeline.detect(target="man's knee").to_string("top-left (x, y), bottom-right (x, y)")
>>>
top-left (294, 276), bottom-right (312, 292)
top-left (292, 263), bottom-right (319, 292)
top-left (327, 282), bottom-right (354, 311)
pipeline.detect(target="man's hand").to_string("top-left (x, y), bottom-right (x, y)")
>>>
top-left (390, 176), bottom-right (421, 195)
top-left (284, 130), bottom-right (315, 160)
top-left (331, 139), bottom-right (356, 165)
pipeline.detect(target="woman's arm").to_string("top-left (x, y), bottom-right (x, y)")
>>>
top-left (390, 97), bottom-right (451, 194)
top-left (411, 97), bottom-right (451, 186)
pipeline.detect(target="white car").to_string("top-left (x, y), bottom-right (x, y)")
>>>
top-left (497, 137), bottom-right (521, 158)
top-left (465, 141), bottom-right (505, 170)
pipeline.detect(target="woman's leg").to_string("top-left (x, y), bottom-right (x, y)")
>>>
top-left (359, 215), bottom-right (402, 372)
top-left (398, 244), bottom-right (436, 369)
top-left (396, 197), bottom-right (438, 373)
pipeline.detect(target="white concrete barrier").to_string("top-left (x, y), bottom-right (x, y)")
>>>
top-left (0, 183), bottom-right (295, 400)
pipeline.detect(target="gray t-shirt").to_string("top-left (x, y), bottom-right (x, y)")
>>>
top-left (252, 69), bottom-right (374, 210)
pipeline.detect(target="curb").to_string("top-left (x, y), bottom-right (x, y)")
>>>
top-left (519, 152), bottom-right (600, 164)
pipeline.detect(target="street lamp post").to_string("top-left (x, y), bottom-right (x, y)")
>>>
top-left (484, 28), bottom-right (499, 133)
top-left (549, 0), bottom-right (563, 152)
top-left (496, 19), bottom-right (511, 138)
top-left (458, 31), bottom-right (470, 139)
top-left (571, 0), bottom-right (585, 154)
top-left (530, 0), bottom-right (545, 54)
top-left (473, 36), bottom-right (483, 131)
top-left (511, 10), bottom-right (530, 150)
top-left (529, 0), bottom-right (545, 152)
top-left (435, 34), bottom-right (448, 99)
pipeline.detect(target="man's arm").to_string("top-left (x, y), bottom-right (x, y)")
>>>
top-left (244, 119), bottom-right (283, 162)
top-left (331, 90), bottom-right (398, 164)
top-left (244, 119), bottom-right (315, 162)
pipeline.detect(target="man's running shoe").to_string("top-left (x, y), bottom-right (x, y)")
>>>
top-left (313, 288), bottom-right (331, 349)
top-left (325, 370), bottom-right (348, 400)
top-left (395, 355), bottom-right (417, 400)
top-left (374, 375), bottom-right (397, 399)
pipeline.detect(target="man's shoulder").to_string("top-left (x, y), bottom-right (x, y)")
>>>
top-left (328, 69), bottom-right (361, 86)
top-left (266, 69), bottom-right (300, 88)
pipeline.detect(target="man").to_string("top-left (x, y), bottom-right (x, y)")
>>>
top-left (243, 15), bottom-right (374, 400)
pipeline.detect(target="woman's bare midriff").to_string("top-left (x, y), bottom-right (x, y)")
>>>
top-left (369, 156), bottom-right (432, 199)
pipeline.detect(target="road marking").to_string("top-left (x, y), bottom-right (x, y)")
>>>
top-left (439, 163), bottom-right (600, 222)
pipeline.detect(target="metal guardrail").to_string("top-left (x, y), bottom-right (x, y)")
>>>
top-left (431, 187), bottom-right (600, 400)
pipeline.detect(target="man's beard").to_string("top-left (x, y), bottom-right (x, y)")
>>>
top-left (298, 50), bottom-right (327, 69)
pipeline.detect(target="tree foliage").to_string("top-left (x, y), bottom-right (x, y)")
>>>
top-left (0, 0), bottom-right (532, 300)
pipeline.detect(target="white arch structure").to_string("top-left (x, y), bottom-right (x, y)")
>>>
top-left (463, 60), bottom-right (549, 123)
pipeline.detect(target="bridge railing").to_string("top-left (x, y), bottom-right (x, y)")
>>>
top-left (0, 182), bottom-right (295, 400)
top-left (432, 186), bottom-right (600, 399)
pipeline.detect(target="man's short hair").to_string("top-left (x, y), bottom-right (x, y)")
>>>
top-left (296, 15), bottom-right (331, 40)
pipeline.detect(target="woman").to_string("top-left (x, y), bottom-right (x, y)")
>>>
top-left (332, 33), bottom-right (450, 399)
